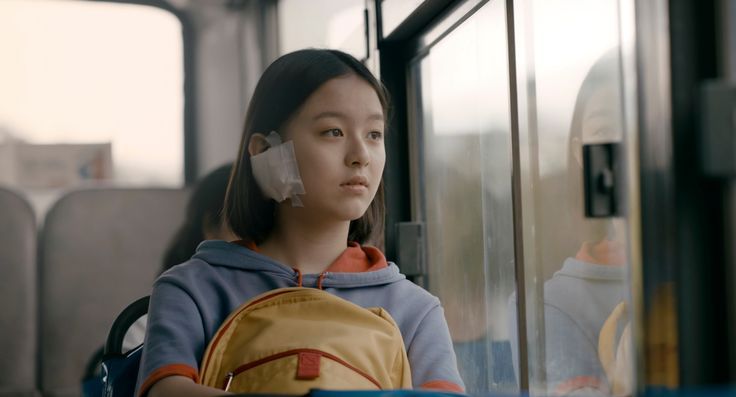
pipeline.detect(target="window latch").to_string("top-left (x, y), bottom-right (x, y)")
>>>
top-left (396, 222), bottom-right (426, 281)
top-left (583, 143), bottom-right (622, 217)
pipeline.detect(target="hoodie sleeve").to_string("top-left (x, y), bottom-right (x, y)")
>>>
top-left (509, 292), bottom-right (609, 395)
top-left (134, 278), bottom-right (207, 397)
top-left (543, 304), bottom-right (609, 395)
top-left (406, 303), bottom-right (466, 392)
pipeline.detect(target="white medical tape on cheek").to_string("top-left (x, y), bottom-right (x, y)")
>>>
top-left (250, 131), bottom-right (306, 207)
top-left (264, 131), bottom-right (282, 147)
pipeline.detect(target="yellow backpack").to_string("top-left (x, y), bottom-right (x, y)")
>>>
top-left (198, 287), bottom-right (413, 394)
top-left (598, 301), bottom-right (631, 396)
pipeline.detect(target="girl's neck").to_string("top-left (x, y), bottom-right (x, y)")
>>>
top-left (259, 212), bottom-right (351, 274)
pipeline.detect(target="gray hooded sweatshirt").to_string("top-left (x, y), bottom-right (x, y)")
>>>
top-left (135, 240), bottom-right (464, 396)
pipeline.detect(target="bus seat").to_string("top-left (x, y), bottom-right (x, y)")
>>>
top-left (39, 188), bottom-right (188, 397)
top-left (0, 187), bottom-right (38, 397)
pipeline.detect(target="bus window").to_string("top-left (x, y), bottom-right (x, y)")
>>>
top-left (277, 0), bottom-right (366, 60)
top-left (0, 0), bottom-right (184, 215)
top-left (512, 0), bottom-right (636, 395)
top-left (407, 2), bottom-right (517, 393)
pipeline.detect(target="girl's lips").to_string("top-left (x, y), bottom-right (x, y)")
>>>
top-left (340, 184), bottom-right (369, 194)
top-left (340, 175), bottom-right (370, 194)
top-left (341, 175), bottom-right (369, 187)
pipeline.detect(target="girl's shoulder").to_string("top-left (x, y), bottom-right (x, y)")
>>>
top-left (371, 276), bottom-right (442, 313)
top-left (154, 257), bottom-right (219, 287)
top-left (393, 277), bottom-right (440, 302)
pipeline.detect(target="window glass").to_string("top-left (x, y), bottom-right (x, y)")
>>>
top-left (278, 0), bottom-right (366, 59)
top-left (512, 0), bottom-right (635, 395)
top-left (409, 2), bottom-right (517, 393)
top-left (0, 0), bottom-right (184, 215)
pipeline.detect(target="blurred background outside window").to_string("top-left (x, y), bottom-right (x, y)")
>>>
top-left (0, 0), bottom-right (184, 218)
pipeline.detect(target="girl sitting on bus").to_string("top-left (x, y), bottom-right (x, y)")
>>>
top-left (134, 49), bottom-right (464, 397)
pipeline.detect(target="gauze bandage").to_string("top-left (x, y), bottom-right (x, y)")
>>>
top-left (250, 131), bottom-right (306, 207)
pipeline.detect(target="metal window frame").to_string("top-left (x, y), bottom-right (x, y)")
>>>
top-left (720, 0), bottom-right (736, 379)
top-left (505, 0), bottom-right (544, 391)
top-left (667, 0), bottom-right (732, 386)
top-left (89, 0), bottom-right (198, 184)
top-left (504, 0), bottom-right (529, 389)
top-left (637, 0), bottom-right (736, 388)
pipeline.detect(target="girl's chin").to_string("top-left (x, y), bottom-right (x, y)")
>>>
top-left (330, 207), bottom-right (372, 223)
top-left (282, 207), bottom-right (368, 222)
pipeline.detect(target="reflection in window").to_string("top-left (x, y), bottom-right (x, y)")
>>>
top-left (409, 2), bottom-right (517, 393)
top-left (510, 0), bottom-right (635, 395)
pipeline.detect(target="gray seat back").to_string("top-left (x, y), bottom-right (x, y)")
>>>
top-left (40, 188), bottom-right (188, 397)
top-left (0, 187), bottom-right (38, 397)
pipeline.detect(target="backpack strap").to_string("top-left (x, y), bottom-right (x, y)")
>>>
top-left (105, 296), bottom-right (150, 356)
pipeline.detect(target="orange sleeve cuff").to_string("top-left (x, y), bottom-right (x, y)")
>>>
top-left (138, 363), bottom-right (199, 397)
top-left (554, 375), bottom-right (603, 395)
top-left (420, 379), bottom-right (465, 393)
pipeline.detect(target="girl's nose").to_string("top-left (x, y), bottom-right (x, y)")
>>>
top-left (345, 135), bottom-right (370, 167)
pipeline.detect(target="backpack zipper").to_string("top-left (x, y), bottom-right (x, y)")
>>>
top-left (201, 289), bottom-right (297, 378)
top-left (223, 371), bottom-right (234, 391)
top-left (221, 348), bottom-right (382, 391)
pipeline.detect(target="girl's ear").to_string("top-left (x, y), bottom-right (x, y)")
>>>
top-left (248, 133), bottom-right (272, 156)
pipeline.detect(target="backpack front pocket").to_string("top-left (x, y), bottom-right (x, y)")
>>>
top-left (222, 348), bottom-right (382, 393)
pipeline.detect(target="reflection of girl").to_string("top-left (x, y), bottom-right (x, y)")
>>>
top-left (508, 49), bottom-right (629, 396)
top-left (135, 49), bottom-right (464, 397)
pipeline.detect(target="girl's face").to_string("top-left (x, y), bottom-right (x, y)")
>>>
top-left (282, 74), bottom-right (386, 223)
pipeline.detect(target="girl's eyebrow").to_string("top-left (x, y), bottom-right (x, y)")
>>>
top-left (312, 111), bottom-right (384, 121)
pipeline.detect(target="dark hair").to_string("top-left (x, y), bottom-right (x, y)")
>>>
top-left (224, 49), bottom-right (389, 245)
top-left (161, 163), bottom-right (233, 273)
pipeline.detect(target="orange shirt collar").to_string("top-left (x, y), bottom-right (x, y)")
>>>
top-left (231, 240), bottom-right (387, 273)
top-left (325, 241), bottom-right (387, 273)
top-left (233, 239), bottom-right (259, 252)
top-left (575, 239), bottom-right (626, 266)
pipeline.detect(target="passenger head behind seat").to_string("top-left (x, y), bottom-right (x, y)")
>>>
top-left (161, 163), bottom-right (236, 273)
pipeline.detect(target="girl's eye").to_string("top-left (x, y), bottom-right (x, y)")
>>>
top-left (322, 128), bottom-right (343, 137)
top-left (368, 131), bottom-right (383, 140)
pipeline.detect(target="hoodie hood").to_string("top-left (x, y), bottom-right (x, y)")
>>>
top-left (191, 240), bottom-right (406, 289)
